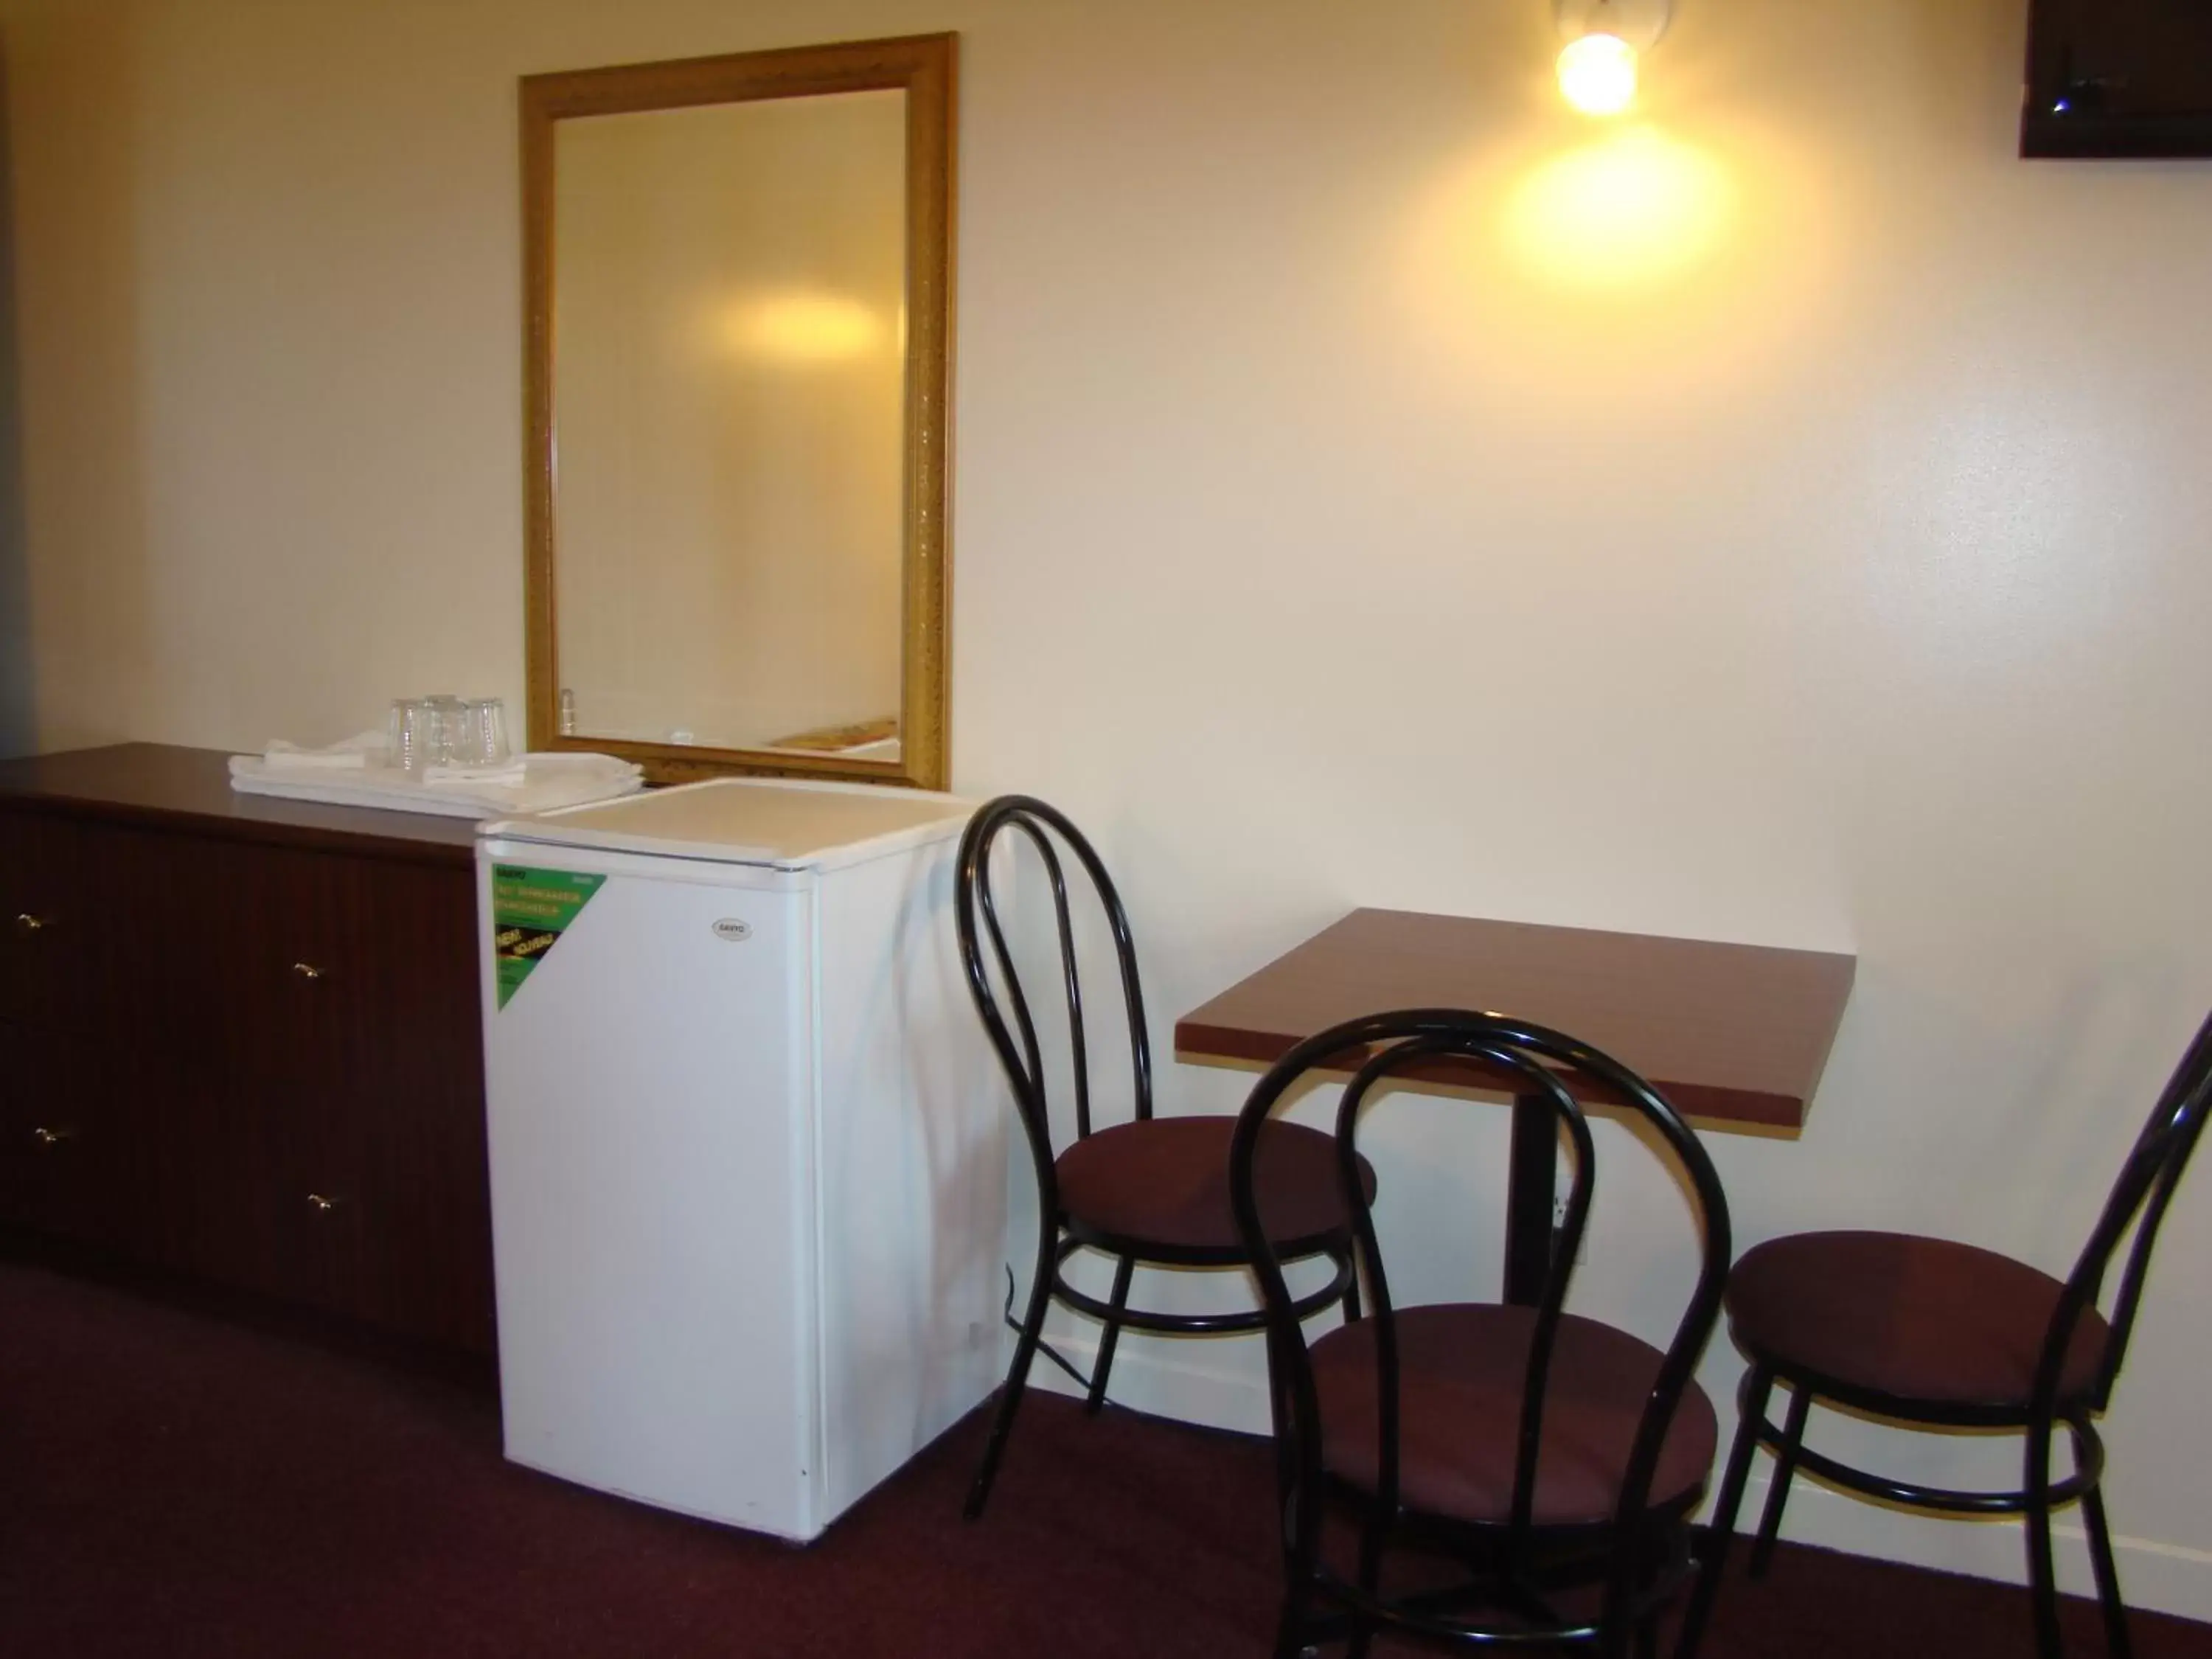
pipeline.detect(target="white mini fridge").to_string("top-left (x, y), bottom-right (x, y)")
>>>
top-left (475, 778), bottom-right (1004, 1542)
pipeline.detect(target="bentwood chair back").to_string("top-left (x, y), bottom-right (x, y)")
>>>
top-left (955, 796), bottom-right (1368, 1518)
top-left (1231, 1008), bottom-right (1732, 1658)
top-left (1676, 1006), bottom-right (2212, 1659)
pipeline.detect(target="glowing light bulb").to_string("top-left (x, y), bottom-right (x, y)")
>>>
top-left (1557, 32), bottom-right (1638, 117)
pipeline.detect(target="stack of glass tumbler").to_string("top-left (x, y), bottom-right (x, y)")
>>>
top-left (388, 695), bottom-right (509, 776)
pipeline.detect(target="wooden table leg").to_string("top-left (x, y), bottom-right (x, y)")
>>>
top-left (1503, 1091), bottom-right (1557, 1306)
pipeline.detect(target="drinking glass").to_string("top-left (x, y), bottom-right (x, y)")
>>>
top-left (387, 698), bottom-right (432, 776)
top-left (423, 695), bottom-right (467, 767)
top-left (467, 698), bottom-right (511, 765)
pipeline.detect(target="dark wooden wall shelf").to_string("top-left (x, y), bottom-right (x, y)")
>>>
top-left (0, 743), bottom-right (495, 1355)
top-left (2023, 0), bottom-right (2212, 159)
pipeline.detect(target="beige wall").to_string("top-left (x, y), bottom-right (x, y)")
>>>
top-left (6, 0), bottom-right (2212, 1617)
top-left (0, 22), bottom-right (27, 754)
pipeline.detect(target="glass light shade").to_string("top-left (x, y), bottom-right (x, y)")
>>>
top-left (1557, 32), bottom-right (1638, 116)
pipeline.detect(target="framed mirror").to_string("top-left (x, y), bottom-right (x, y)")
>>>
top-left (521, 34), bottom-right (955, 789)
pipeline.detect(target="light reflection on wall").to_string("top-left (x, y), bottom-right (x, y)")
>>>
top-left (1501, 127), bottom-right (1734, 292)
top-left (720, 291), bottom-right (892, 362)
top-left (1397, 114), bottom-right (1829, 411)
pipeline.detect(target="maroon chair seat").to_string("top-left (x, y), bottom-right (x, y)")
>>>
top-left (1311, 1304), bottom-right (1719, 1529)
top-left (1057, 1116), bottom-right (1374, 1258)
top-left (1728, 1230), bottom-right (2110, 1413)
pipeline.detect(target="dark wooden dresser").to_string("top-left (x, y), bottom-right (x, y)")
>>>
top-left (0, 743), bottom-right (495, 1354)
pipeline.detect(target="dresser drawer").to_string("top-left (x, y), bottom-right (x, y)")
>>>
top-left (0, 810), bottom-right (102, 1033)
top-left (154, 1054), bottom-right (364, 1318)
top-left (0, 1019), bottom-right (159, 1248)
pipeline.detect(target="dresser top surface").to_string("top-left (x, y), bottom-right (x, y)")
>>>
top-left (0, 743), bottom-right (482, 858)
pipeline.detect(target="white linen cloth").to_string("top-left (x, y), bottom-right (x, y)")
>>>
top-left (229, 750), bottom-right (645, 819)
top-left (423, 758), bottom-right (529, 786)
top-left (260, 732), bottom-right (384, 770)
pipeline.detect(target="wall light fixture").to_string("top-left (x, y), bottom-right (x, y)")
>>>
top-left (1554, 0), bottom-right (1672, 117)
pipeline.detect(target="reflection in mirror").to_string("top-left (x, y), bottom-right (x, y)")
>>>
top-left (523, 36), bottom-right (953, 788)
top-left (554, 93), bottom-right (906, 759)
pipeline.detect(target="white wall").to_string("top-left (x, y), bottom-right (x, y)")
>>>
top-left (5, 0), bottom-right (2212, 1621)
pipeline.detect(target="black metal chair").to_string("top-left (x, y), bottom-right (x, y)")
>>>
top-left (1676, 1007), bottom-right (2212, 1659)
top-left (956, 796), bottom-right (1371, 1520)
top-left (1230, 1008), bottom-right (1732, 1658)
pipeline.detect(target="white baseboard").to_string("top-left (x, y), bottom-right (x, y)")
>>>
top-left (1726, 1470), bottom-right (2212, 1627)
top-left (1024, 1324), bottom-right (1271, 1436)
top-left (1020, 1329), bottom-right (2212, 1627)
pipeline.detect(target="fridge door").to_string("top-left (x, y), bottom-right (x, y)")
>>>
top-left (478, 841), bottom-right (822, 1537)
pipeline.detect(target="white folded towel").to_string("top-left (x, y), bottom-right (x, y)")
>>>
top-left (229, 750), bottom-right (646, 819)
top-left (423, 759), bottom-right (529, 786)
top-left (260, 733), bottom-right (383, 771)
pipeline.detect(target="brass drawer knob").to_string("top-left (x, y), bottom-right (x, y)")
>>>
top-left (14, 912), bottom-right (49, 933)
top-left (305, 1192), bottom-right (341, 1212)
top-left (30, 1125), bottom-right (74, 1147)
top-left (291, 961), bottom-right (324, 980)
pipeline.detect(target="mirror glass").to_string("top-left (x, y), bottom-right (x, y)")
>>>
top-left (523, 38), bottom-right (953, 787)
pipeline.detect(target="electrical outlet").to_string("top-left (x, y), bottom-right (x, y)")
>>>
top-left (1552, 1194), bottom-right (1590, 1265)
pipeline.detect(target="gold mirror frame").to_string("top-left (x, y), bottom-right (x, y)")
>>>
top-left (521, 33), bottom-right (956, 789)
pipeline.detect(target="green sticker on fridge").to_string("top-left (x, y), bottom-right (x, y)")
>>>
top-left (491, 866), bottom-right (605, 1009)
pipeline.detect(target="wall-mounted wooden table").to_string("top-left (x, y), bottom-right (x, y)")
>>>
top-left (1174, 908), bottom-right (1856, 1304)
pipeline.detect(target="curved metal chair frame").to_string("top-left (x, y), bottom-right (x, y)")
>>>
top-left (956, 796), bottom-right (1360, 1519)
top-left (1677, 1008), bottom-right (2212, 1659)
top-left (1231, 1009), bottom-right (1733, 1659)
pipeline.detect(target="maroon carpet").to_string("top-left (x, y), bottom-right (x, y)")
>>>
top-left (0, 1259), bottom-right (2202, 1658)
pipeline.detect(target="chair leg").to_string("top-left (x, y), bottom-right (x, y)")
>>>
top-left (2081, 1483), bottom-right (2134, 1659)
top-left (1273, 1475), bottom-right (1327, 1659)
top-left (1674, 1363), bottom-right (1774, 1659)
top-left (1590, 1594), bottom-right (1641, 1659)
top-left (1747, 1381), bottom-right (1812, 1579)
top-left (2025, 1493), bottom-right (2062, 1659)
top-left (963, 1236), bottom-right (1060, 1520)
top-left (2025, 1424), bottom-right (2063, 1659)
top-left (1341, 1492), bottom-right (1389, 1659)
top-left (1085, 1254), bottom-right (1135, 1414)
